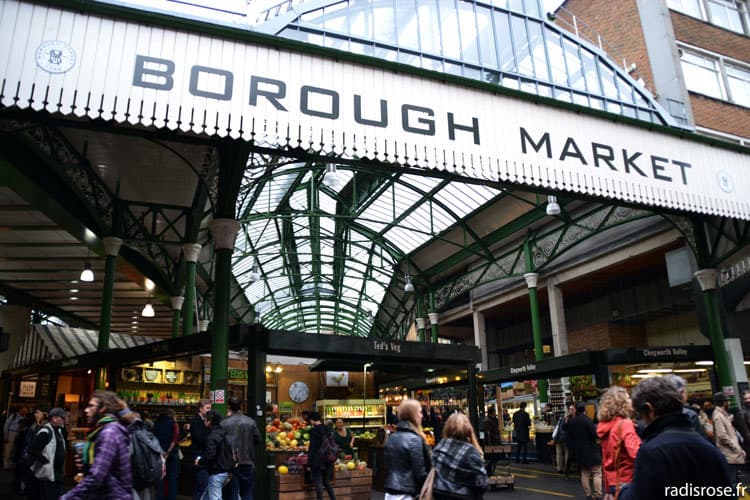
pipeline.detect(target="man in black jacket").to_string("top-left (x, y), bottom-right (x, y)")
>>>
top-left (187, 399), bottom-right (211, 500)
top-left (307, 412), bottom-right (335, 500)
top-left (619, 377), bottom-right (733, 500)
top-left (222, 397), bottom-right (262, 500)
top-left (512, 402), bottom-right (531, 463)
top-left (197, 410), bottom-right (233, 500)
top-left (27, 408), bottom-right (66, 500)
top-left (564, 403), bottom-right (602, 500)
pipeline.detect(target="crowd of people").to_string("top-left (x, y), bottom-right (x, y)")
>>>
top-left (2, 375), bottom-right (747, 500)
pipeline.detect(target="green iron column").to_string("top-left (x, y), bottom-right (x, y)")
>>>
top-left (695, 269), bottom-right (737, 405)
top-left (170, 296), bottom-right (184, 339)
top-left (429, 293), bottom-right (438, 343)
top-left (523, 272), bottom-right (548, 404)
top-left (209, 218), bottom-right (241, 416)
top-left (96, 236), bottom-right (122, 390)
top-left (182, 243), bottom-right (201, 336)
top-left (416, 297), bottom-right (425, 342)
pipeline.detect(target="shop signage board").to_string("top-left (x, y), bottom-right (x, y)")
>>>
top-left (478, 351), bottom-right (601, 384)
top-left (19, 380), bottom-right (36, 397)
top-left (605, 345), bottom-right (713, 364)
top-left (1, 0), bottom-right (748, 219)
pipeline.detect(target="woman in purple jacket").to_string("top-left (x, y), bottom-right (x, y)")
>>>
top-left (61, 390), bottom-right (133, 500)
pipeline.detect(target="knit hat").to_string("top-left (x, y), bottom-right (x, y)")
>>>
top-left (48, 407), bottom-right (66, 418)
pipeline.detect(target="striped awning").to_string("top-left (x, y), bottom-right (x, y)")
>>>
top-left (11, 324), bottom-right (158, 369)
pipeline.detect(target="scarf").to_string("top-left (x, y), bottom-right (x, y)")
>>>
top-left (83, 415), bottom-right (117, 466)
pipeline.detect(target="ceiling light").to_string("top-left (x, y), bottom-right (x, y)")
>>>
top-left (322, 164), bottom-right (340, 188)
top-left (404, 273), bottom-right (415, 293)
top-left (80, 261), bottom-right (94, 282)
top-left (546, 195), bottom-right (561, 216)
top-left (141, 301), bottom-right (155, 317)
top-left (632, 373), bottom-right (658, 378)
top-left (69, 296), bottom-right (79, 301)
top-left (673, 369), bottom-right (707, 373)
top-left (637, 368), bottom-right (673, 373)
top-left (250, 264), bottom-right (261, 282)
top-left (265, 365), bottom-right (272, 373)
top-left (274, 363), bottom-right (283, 374)
top-left (70, 289), bottom-right (79, 293)
top-left (144, 278), bottom-right (155, 291)
top-left (695, 361), bottom-right (714, 366)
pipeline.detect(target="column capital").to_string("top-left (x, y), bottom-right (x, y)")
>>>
top-left (415, 317), bottom-right (426, 330)
top-left (170, 296), bottom-right (184, 311)
top-left (182, 243), bottom-right (202, 263)
top-left (694, 268), bottom-right (718, 291)
top-left (102, 236), bottom-right (123, 257)
top-left (209, 219), bottom-right (241, 250)
top-left (523, 272), bottom-right (539, 289)
top-left (197, 319), bottom-right (210, 332)
top-left (427, 312), bottom-right (439, 325)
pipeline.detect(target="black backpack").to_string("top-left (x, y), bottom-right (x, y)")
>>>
top-left (130, 422), bottom-right (164, 489)
top-left (317, 429), bottom-right (339, 465)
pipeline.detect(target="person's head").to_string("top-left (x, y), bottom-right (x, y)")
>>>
top-left (397, 399), bottom-right (423, 428)
top-left (204, 410), bottom-right (222, 428)
top-left (487, 406), bottom-right (496, 416)
top-left (19, 406), bottom-right (29, 416)
top-left (713, 391), bottom-right (730, 409)
top-left (335, 418), bottom-right (344, 430)
top-left (575, 402), bottom-right (586, 415)
top-left (567, 404), bottom-right (576, 416)
top-left (664, 374), bottom-right (688, 404)
top-left (519, 402), bottom-right (527, 410)
top-left (197, 399), bottom-right (212, 417)
top-left (442, 412), bottom-right (482, 454)
top-left (34, 408), bottom-right (47, 424)
top-left (228, 397), bottom-right (242, 413)
top-left (630, 377), bottom-right (683, 426)
top-left (309, 412), bottom-right (322, 424)
top-left (48, 408), bottom-right (66, 428)
top-left (166, 408), bottom-right (176, 419)
top-left (743, 390), bottom-right (750, 407)
top-left (597, 386), bottom-right (633, 422)
top-left (86, 390), bottom-right (125, 425)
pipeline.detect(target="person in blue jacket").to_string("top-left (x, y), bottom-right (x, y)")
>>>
top-left (619, 377), bottom-right (733, 500)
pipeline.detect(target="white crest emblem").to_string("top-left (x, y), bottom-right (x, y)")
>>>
top-left (717, 171), bottom-right (734, 194)
top-left (35, 40), bottom-right (76, 74)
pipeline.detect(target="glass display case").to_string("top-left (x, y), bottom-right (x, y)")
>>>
top-left (315, 399), bottom-right (386, 431)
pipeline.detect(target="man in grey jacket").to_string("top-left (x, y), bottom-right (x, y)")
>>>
top-left (222, 396), bottom-right (262, 500)
top-left (28, 407), bottom-right (66, 500)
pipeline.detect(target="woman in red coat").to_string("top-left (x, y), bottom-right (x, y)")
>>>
top-left (596, 386), bottom-right (641, 500)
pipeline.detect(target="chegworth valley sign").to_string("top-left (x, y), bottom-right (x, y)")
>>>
top-left (1, 0), bottom-right (748, 219)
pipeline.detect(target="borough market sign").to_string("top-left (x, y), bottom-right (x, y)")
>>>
top-left (1, 0), bottom-right (748, 219)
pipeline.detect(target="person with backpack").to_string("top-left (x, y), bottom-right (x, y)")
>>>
top-left (307, 412), bottom-right (337, 500)
top-left (196, 410), bottom-right (235, 500)
top-left (26, 407), bottom-right (66, 500)
top-left (12, 410), bottom-right (38, 494)
top-left (61, 390), bottom-right (133, 500)
top-left (3, 405), bottom-right (29, 469)
top-left (119, 405), bottom-right (165, 500)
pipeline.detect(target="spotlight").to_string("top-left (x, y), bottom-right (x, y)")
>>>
top-left (404, 274), bottom-right (415, 292)
top-left (546, 195), bottom-right (561, 216)
top-left (80, 261), bottom-right (94, 282)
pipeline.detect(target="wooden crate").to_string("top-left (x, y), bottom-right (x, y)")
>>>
top-left (488, 474), bottom-right (515, 491)
top-left (276, 468), bottom-right (373, 500)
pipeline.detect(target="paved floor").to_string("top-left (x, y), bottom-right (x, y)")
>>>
top-left (1, 462), bottom-right (584, 499)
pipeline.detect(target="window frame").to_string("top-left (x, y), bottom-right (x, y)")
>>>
top-left (678, 43), bottom-right (750, 108)
top-left (667, 0), bottom-right (750, 35)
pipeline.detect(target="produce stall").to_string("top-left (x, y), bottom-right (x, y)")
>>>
top-left (275, 462), bottom-right (372, 500)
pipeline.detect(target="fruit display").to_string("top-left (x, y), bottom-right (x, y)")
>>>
top-left (353, 430), bottom-right (377, 440)
top-left (266, 417), bottom-right (312, 451)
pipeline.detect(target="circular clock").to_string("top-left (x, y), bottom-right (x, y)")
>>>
top-left (288, 381), bottom-right (310, 403)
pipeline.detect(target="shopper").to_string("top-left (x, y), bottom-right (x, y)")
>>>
top-left (153, 409), bottom-right (181, 500)
top-left (664, 374), bottom-right (706, 438)
top-left (511, 402), bottom-right (531, 463)
top-left (596, 387), bottom-right (640, 500)
top-left (712, 391), bottom-right (745, 487)
top-left (196, 410), bottom-right (233, 500)
top-left (61, 390), bottom-right (133, 500)
top-left (222, 396), bottom-right (262, 500)
top-left (552, 404), bottom-right (574, 474)
top-left (3, 405), bottom-right (29, 469)
top-left (431, 412), bottom-right (488, 499)
top-left (483, 407), bottom-right (501, 474)
top-left (186, 399), bottom-right (212, 500)
top-left (384, 398), bottom-right (432, 500)
top-left (333, 418), bottom-right (354, 458)
top-left (26, 407), bottom-right (66, 500)
top-left (307, 411), bottom-right (336, 500)
top-left (565, 402), bottom-right (602, 500)
top-left (618, 377), bottom-right (732, 500)
top-left (12, 413), bottom-right (35, 495)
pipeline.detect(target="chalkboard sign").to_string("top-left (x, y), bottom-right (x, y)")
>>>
top-left (37, 379), bottom-right (50, 399)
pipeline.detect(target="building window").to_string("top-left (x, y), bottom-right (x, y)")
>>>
top-left (667, 0), bottom-right (749, 35)
top-left (680, 46), bottom-right (750, 107)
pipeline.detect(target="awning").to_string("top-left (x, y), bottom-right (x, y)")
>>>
top-left (11, 324), bottom-right (158, 369)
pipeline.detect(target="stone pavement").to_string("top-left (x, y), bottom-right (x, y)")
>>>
top-left (1, 461), bottom-right (583, 499)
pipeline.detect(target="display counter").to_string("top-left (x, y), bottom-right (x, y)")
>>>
top-left (274, 468), bottom-right (372, 500)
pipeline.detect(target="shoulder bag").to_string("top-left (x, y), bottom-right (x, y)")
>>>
top-left (418, 468), bottom-right (436, 500)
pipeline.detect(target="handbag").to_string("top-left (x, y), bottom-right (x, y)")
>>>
top-left (418, 468), bottom-right (436, 500)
